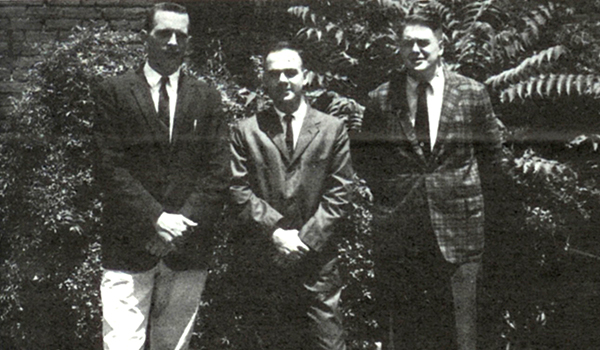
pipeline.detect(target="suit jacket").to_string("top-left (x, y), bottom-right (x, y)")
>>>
top-left (229, 105), bottom-right (353, 255)
top-left (352, 67), bottom-right (503, 264)
top-left (95, 68), bottom-right (227, 271)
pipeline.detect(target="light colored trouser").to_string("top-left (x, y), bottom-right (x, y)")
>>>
top-left (101, 261), bottom-right (208, 350)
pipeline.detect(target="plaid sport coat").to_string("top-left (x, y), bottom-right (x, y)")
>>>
top-left (352, 67), bottom-right (503, 264)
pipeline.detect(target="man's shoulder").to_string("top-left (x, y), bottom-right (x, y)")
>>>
top-left (103, 69), bottom-right (138, 86)
top-left (309, 107), bottom-right (345, 128)
top-left (184, 73), bottom-right (212, 90)
top-left (445, 69), bottom-right (486, 93)
top-left (232, 114), bottom-right (259, 132)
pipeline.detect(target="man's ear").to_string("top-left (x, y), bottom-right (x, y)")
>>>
top-left (438, 31), bottom-right (446, 56)
top-left (302, 68), bottom-right (309, 87)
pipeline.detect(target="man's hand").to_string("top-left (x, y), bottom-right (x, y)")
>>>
top-left (154, 212), bottom-right (197, 243)
top-left (145, 234), bottom-right (175, 257)
top-left (272, 228), bottom-right (310, 259)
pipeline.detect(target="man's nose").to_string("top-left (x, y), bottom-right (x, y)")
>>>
top-left (411, 42), bottom-right (420, 52)
top-left (167, 32), bottom-right (178, 46)
top-left (278, 72), bottom-right (288, 83)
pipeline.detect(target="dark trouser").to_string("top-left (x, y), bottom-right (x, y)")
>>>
top-left (233, 248), bottom-right (346, 350)
top-left (375, 207), bottom-right (480, 350)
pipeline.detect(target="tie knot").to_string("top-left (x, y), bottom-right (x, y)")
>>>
top-left (160, 76), bottom-right (169, 87)
top-left (417, 82), bottom-right (429, 94)
top-left (283, 114), bottom-right (294, 123)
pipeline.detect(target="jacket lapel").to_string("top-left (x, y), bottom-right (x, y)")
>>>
top-left (257, 108), bottom-right (290, 160)
top-left (172, 73), bottom-right (194, 146)
top-left (130, 69), bottom-right (169, 145)
top-left (389, 72), bottom-right (429, 165)
top-left (290, 106), bottom-right (320, 165)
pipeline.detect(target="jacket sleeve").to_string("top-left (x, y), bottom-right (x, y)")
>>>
top-left (298, 121), bottom-right (354, 251)
top-left (229, 122), bottom-right (284, 234)
top-left (472, 84), bottom-right (506, 169)
top-left (94, 79), bottom-right (164, 226)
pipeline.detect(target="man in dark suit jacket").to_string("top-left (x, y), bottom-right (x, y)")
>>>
top-left (229, 41), bottom-right (353, 350)
top-left (352, 13), bottom-right (504, 350)
top-left (94, 3), bottom-right (225, 350)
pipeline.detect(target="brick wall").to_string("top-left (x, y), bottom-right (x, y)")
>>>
top-left (0, 0), bottom-right (159, 117)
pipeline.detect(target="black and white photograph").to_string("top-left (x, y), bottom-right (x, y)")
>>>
top-left (2, 1), bottom-right (600, 349)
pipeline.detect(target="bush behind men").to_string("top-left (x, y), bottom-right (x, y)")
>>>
top-left (95, 4), bottom-right (503, 350)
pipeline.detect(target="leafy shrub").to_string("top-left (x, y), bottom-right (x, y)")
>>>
top-left (0, 26), bottom-right (144, 349)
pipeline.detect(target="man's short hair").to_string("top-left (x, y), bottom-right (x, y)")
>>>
top-left (146, 2), bottom-right (188, 31)
top-left (401, 12), bottom-right (443, 36)
top-left (263, 41), bottom-right (304, 64)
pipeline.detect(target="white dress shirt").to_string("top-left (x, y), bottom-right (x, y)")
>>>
top-left (406, 65), bottom-right (445, 150)
top-left (144, 62), bottom-right (180, 142)
top-left (274, 99), bottom-right (308, 148)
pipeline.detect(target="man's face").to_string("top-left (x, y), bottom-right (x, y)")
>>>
top-left (146, 10), bottom-right (190, 76)
top-left (264, 49), bottom-right (305, 113)
top-left (399, 24), bottom-right (443, 78)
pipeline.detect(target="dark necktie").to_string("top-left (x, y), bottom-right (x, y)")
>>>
top-left (158, 76), bottom-right (170, 129)
top-left (284, 114), bottom-right (294, 156)
top-left (415, 82), bottom-right (431, 157)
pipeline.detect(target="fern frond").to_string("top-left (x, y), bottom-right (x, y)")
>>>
top-left (486, 46), bottom-right (568, 88)
top-left (376, 0), bottom-right (403, 11)
top-left (493, 3), bottom-right (556, 61)
top-left (325, 91), bottom-right (366, 131)
top-left (463, 0), bottom-right (505, 27)
top-left (499, 74), bottom-right (600, 102)
top-left (288, 6), bottom-right (315, 25)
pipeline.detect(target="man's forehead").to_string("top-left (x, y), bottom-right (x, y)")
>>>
top-left (152, 10), bottom-right (189, 32)
top-left (265, 49), bottom-right (303, 70)
top-left (402, 24), bottom-right (438, 38)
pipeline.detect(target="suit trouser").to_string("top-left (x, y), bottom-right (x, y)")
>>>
top-left (101, 260), bottom-right (208, 350)
top-left (375, 209), bottom-right (480, 350)
top-left (234, 251), bottom-right (346, 350)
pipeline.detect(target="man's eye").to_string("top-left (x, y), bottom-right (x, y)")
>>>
top-left (284, 70), bottom-right (298, 78)
top-left (401, 39), bottom-right (431, 48)
top-left (266, 70), bottom-right (298, 79)
top-left (154, 30), bottom-right (188, 40)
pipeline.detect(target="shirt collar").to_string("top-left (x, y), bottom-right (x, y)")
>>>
top-left (406, 64), bottom-right (444, 94)
top-left (143, 61), bottom-right (181, 89)
top-left (274, 98), bottom-right (308, 121)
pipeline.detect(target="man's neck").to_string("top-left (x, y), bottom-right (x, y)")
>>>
top-left (274, 98), bottom-right (307, 118)
top-left (148, 60), bottom-right (181, 77)
top-left (274, 98), bottom-right (303, 115)
top-left (408, 64), bottom-right (440, 83)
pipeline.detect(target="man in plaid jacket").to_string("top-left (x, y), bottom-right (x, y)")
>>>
top-left (352, 13), bottom-right (504, 350)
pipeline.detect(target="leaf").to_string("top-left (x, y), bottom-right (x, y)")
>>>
top-left (335, 29), bottom-right (344, 45)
